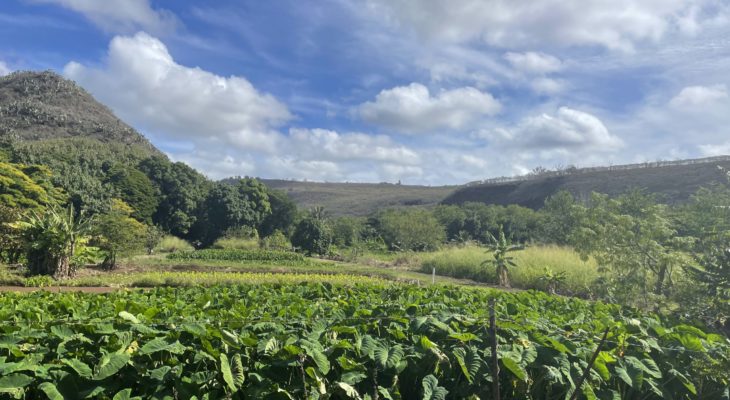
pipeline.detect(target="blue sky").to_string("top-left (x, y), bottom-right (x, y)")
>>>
top-left (1, 0), bottom-right (730, 184)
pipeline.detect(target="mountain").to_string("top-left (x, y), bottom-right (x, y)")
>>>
top-left (0, 71), bottom-right (175, 214)
top-left (260, 179), bottom-right (457, 216)
top-left (443, 157), bottom-right (730, 208)
top-left (0, 70), bottom-right (158, 152)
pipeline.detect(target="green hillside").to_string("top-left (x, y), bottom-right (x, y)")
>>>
top-left (260, 178), bottom-right (457, 216)
top-left (444, 157), bottom-right (730, 209)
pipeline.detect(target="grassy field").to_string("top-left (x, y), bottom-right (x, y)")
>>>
top-left (420, 245), bottom-right (599, 297)
top-left (260, 178), bottom-right (458, 216)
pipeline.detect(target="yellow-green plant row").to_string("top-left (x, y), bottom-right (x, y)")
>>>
top-left (66, 271), bottom-right (387, 288)
top-left (167, 249), bottom-right (306, 263)
top-left (0, 283), bottom-right (728, 399)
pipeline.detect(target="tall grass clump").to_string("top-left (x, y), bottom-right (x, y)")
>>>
top-left (154, 235), bottom-right (194, 253)
top-left (421, 244), bottom-right (598, 297)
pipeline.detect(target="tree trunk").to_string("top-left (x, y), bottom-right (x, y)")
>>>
top-left (52, 255), bottom-right (73, 280)
top-left (654, 264), bottom-right (667, 295)
top-left (498, 266), bottom-right (511, 288)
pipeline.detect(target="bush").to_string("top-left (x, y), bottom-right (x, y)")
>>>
top-left (373, 209), bottom-right (445, 251)
top-left (260, 231), bottom-right (291, 251)
top-left (291, 217), bottom-right (333, 255)
top-left (154, 235), bottom-right (194, 253)
top-left (212, 226), bottom-right (260, 250)
top-left (24, 275), bottom-right (55, 287)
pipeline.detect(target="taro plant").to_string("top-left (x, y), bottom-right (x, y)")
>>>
top-left (539, 266), bottom-right (567, 294)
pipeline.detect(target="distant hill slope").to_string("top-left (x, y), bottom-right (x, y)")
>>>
top-left (0, 70), bottom-right (159, 154)
top-left (260, 179), bottom-right (458, 216)
top-left (444, 157), bottom-right (730, 209)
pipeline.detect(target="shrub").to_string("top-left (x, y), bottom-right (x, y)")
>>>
top-left (154, 235), bottom-right (194, 253)
top-left (373, 209), bottom-right (445, 252)
top-left (24, 274), bottom-right (55, 287)
top-left (291, 217), bottom-right (333, 255)
top-left (260, 231), bottom-right (291, 251)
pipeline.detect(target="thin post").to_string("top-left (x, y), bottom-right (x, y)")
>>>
top-left (569, 327), bottom-right (610, 400)
top-left (490, 298), bottom-right (500, 400)
top-left (432, 267), bottom-right (435, 284)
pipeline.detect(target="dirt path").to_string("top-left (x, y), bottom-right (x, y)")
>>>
top-left (0, 286), bottom-right (119, 293)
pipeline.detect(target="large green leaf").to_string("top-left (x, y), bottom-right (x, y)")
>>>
top-left (138, 338), bottom-right (186, 355)
top-left (93, 353), bottom-right (130, 380)
top-left (117, 311), bottom-right (140, 324)
top-left (501, 356), bottom-right (528, 382)
top-left (421, 375), bottom-right (447, 400)
top-left (38, 382), bottom-right (64, 400)
top-left (374, 345), bottom-right (404, 370)
top-left (62, 358), bottom-right (93, 379)
top-left (0, 373), bottom-right (33, 390)
top-left (220, 353), bottom-right (237, 393)
top-left (452, 347), bottom-right (481, 383)
top-left (336, 382), bottom-right (362, 399)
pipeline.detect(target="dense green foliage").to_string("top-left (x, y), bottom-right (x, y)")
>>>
top-left (434, 203), bottom-right (541, 244)
top-left (0, 284), bottom-right (727, 399)
top-left (371, 209), bottom-right (445, 251)
top-left (194, 179), bottom-right (272, 247)
top-left (139, 156), bottom-right (211, 238)
top-left (292, 216), bottom-right (334, 256)
top-left (6, 138), bottom-right (154, 214)
top-left (0, 161), bottom-right (61, 209)
top-left (92, 200), bottom-right (147, 270)
top-left (258, 189), bottom-right (298, 237)
top-left (104, 164), bottom-right (159, 223)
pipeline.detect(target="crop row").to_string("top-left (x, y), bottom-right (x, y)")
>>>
top-left (0, 284), bottom-right (728, 399)
top-left (166, 249), bottom-right (306, 263)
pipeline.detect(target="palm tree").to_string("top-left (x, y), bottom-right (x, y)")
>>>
top-left (482, 226), bottom-right (523, 287)
top-left (18, 204), bottom-right (92, 279)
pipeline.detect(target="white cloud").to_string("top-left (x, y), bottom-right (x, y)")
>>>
top-left (0, 61), bottom-right (11, 76)
top-left (504, 52), bottom-right (562, 74)
top-left (499, 107), bottom-right (623, 151)
top-left (288, 128), bottom-right (420, 165)
top-left (358, 83), bottom-right (501, 134)
top-left (698, 142), bottom-right (730, 156)
top-left (530, 78), bottom-right (565, 95)
top-left (368, 0), bottom-right (724, 51)
top-left (669, 84), bottom-right (728, 108)
top-left (64, 32), bottom-right (291, 153)
top-left (32, 0), bottom-right (177, 34)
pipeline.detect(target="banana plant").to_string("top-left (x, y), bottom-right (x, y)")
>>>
top-left (482, 226), bottom-right (524, 287)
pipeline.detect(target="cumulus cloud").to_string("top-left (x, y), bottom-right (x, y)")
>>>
top-left (669, 85), bottom-right (728, 108)
top-left (32, 0), bottom-right (177, 34)
top-left (288, 128), bottom-right (420, 165)
top-left (498, 107), bottom-right (623, 151)
top-left (504, 52), bottom-right (562, 74)
top-left (368, 0), bottom-right (723, 51)
top-left (358, 83), bottom-right (501, 134)
top-left (0, 61), bottom-right (11, 76)
top-left (698, 142), bottom-right (730, 157)
top-left (64, 32), bottom-right (291, 153)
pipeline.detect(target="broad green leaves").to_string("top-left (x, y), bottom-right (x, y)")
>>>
top-left (0, 282), bottom-right (726, 399)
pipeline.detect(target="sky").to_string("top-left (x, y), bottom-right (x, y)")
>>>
top-left (1, 0), bottom-right (729, 185)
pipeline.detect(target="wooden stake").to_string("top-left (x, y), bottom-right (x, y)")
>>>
top-left (569, 327), bottom-right (610, 400)
top-left (490, 298), bottom-right (500, 400)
